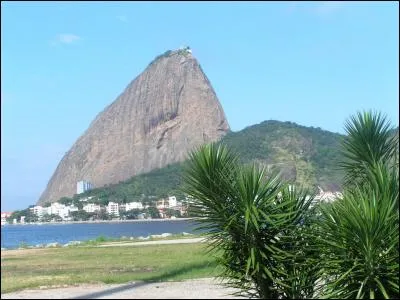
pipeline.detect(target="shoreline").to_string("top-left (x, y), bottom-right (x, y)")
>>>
top-left (1, 233), bottom-right (203, 251)
top-left (1, 218), bottom-right (205, 250)
top-left (1, 217), bottom-right (196, 226)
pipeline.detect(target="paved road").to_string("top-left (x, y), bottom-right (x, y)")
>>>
top-left (1, 278), bottom-right (246, 299)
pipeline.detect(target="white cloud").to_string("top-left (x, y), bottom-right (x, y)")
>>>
top-left (117, 15), bottom-right (128, 23)
top-left (50, 33), bottom-right (82, 46)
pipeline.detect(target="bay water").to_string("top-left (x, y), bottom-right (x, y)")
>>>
top-left (1, 219), bottom-right (200, 249)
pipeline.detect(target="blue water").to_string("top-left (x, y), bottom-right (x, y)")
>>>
top-left (1, 220), bottom-right (200, 249)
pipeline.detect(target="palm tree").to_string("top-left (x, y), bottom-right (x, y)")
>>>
top-left (315, 111), bottom-right (399, 299)
top-left (182, 143), bottom-right (316, 298)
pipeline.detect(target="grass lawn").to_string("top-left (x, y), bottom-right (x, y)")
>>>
top-left (1, 243), bottom-right (219, 294)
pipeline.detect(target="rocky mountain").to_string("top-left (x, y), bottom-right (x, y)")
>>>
top-left (37, 48), bottom-right (230, 205)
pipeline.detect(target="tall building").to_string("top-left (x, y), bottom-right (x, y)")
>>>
top-left (76, 180), bottom-right (93, 194)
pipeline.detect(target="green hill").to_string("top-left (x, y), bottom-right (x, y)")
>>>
top-left (222, 120), bottom-right (344, 191)
top-left (64, 120), bottom-right (345, 205)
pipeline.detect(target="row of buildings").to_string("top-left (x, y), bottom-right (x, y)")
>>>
top-left (31, 202), bottom-right (79, 220)
top-left (24, 196), bottom-right (184, 222)
top-left (4, 178), bottom-right (343, 225)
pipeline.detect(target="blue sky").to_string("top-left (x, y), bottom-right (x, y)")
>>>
top-left (1, 1), bottom-right (398, 211)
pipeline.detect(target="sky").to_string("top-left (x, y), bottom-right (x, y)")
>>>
top-left (1, 1), bottom-right (399, 211)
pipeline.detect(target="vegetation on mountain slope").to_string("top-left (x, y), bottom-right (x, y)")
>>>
top-left (50, 120), bottom-right (347, 206)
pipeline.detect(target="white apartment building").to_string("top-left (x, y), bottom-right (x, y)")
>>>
top-left (47, 202), bottom-right (65, 216)
top-left (83, 203), bottom-right (101, 213)
top-left (107, 202), bottom-right (119, 216)
top-left (168, 196), bottom-right (177, 207)
top-left (30, 206), bottom-right (46, 218)
top-left (76, 180), bottom-right (94, 194)
top-left (125, 202), bottom-right (143, 211)
top-left (157, 196), bottom-right (177, 209)
top-left (60, 205), bottom-right (79, 219)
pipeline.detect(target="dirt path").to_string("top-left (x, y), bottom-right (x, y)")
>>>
top-left (1, 278), bottom-right (246, 299)
top-left (97, 238), bottom-right (206, 247)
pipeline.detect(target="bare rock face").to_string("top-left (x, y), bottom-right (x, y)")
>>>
top-left (37, 49), bottom-right (230, 205)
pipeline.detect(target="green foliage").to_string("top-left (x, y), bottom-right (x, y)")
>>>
top-left (164, 208), bottom-right (181, 218)
top-left (40, 214), bottom-right (62, 222)
top-left (314, 110), bottom-right (399, 299)
top-left (182, 143), bottom-right (316, 298)
top-left (7, 208), bottom-right (37, 223)
top-left (181, 112), bottom-right (399, 299)
top-left (340, 111), bottom-right (398, 189)
top-left (59, 197), bottom-right (73, 206)
top-left (145, 206), bottom-right (160, 219)
top-left (95, 235), bottom-right (107, 242)
top-left (70, 210), bottom-right (92, 221)
top-left (120, 209), bottom-right (142, 220)
top-left (91, 209), bottom-right (111, 221)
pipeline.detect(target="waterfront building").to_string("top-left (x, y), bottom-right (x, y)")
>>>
top-left (47, 203), bottom-right (65, 216)
top-left (125, 202), bottom-right (143, 211)
top-left (30, 206), bottom-right (46, 218)
top-left (60, 205), bottom-right (79, 219)
top-left (83, 203), bottom-right (101, 213)
top-left (107, 202), bottom-right (119, 216)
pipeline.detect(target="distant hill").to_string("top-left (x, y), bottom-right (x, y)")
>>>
top-left (72, 120), bottom-right (345, 205)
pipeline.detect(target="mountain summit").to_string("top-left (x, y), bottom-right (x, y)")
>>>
top-left (38, 48), bottom-right (230, 205)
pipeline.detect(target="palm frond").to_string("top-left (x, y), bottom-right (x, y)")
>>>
top-left (340, 110), bottom-right (398, 188)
